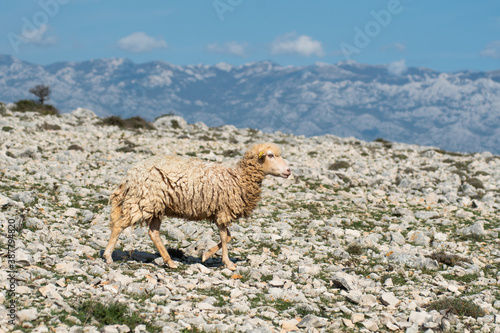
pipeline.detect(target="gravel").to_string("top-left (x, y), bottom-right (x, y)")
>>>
top-left (1, 108), bottom-right (500, 332)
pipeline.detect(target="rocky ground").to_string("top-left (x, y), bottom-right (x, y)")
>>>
top-left (0, 108), bottom-right (499, 333)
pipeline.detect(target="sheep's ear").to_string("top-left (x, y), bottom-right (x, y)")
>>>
top-left (258, 151), bottom-right (266, 160)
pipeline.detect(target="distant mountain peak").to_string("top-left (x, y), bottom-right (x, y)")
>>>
top-left (0, 54), bottom-right (499, 154)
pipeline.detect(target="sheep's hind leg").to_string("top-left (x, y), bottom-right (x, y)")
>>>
top-left (201, 229), bottom-right (232, 263)
top-left (149, 217), bottom-right (177, 269)
top-left (103, 224), bottom-right (125, 264)
top-left (218, 225), bottom-right (236, 271)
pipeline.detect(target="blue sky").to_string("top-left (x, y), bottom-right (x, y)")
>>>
top-left (1, 0), bottom-right (500, 72)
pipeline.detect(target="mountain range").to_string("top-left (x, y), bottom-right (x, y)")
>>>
top-left (1, 54), bottom-right (499, 154)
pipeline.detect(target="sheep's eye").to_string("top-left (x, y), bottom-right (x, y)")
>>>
top-left (267, 153), bottom-right (275, 158)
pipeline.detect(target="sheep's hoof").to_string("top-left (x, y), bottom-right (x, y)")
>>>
top-left (167, 261), bottom-right (178, 269)
top-left (201, 253), bottom-right (210, 263)
top-left (226, 262), bottom-right (237, 271)
top-left (103, 254), bottom-right (113, 265)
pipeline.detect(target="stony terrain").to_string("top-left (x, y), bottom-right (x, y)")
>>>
top-left (2, 54), bottom-right (500, 154)
top-left (1, 108), bottom-right (500, 333)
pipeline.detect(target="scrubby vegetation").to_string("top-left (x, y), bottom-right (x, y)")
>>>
top-left (97, 115), bottom-right (155, 130)
top-left (426, 297), bottom-right (485, 318)
top-left (12, 99), bottom-right (59, 115)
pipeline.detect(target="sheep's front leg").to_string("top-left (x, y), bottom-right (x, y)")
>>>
top-left (149, 217), bottom-right (177, 269)
top-left (218, 224), bottom-right (236, 271)
top-left (201, 229), bottom-right (232, 263)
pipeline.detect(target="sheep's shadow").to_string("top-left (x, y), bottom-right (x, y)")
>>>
top-left (99, 248), bottom-right (243, 269)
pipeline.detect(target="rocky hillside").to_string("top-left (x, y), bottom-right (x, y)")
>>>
top-left (0, 108), bottom-right (499, 332)
top-left (1, 54), bottom-right (500, 154)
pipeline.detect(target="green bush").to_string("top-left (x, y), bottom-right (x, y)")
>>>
top-left (12, 99), bottom-right (59, 115)
top-left (346, 243), bottom-right (363, 255)
top-left (74, 300), bottom-right (161, 331)
top-left (329, 160), bottom-right (350, 170)
top-left (374, 138), bottom-right (393, 149)
top-left (427, 250), bottom-right (471, 267)
top-left (426, 297), bottom-right (485, 318)
top-left (97, 115), bottom-right (155, 130)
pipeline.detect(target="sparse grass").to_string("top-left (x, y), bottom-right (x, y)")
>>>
top-left (392, 153), bottom-right (408, 160)
top-left (198, 287), bottom-right (230, 307)
top-left (458, 233), bottom-right (486, 242)
top-left (198, 135), bottom-right (215, 141)
top-left (381, 273), bottom-right (407, 286)
top-left (421, 166), bottom-right (438, 172)
top-left (181, 328), bottom-right (204, 333)
top-left (261, 274), bottom-right (273, 282)
top-left (335, 172), bottom-right (351, 184)
top-left (249, 293), bottom-right (266, 309)
top-left (426, 297), bottom-right (485, 318)
top-left (273, 298), bottom-right (294, 312)
top-left (73, 299), bottom-right (162, 331)
top-left (222, 149), bottom-right (241, 157)
top-left (38, 122), bottom-right (61, 131)
top-left (453, 161), bottom-right (472, 171)
top-left (442, 273), bottom-right (478, 284)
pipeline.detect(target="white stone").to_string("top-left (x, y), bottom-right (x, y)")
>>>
top-left (17, 308), bottom-right (38, 321)
top-left (380, 292), bottom-right (400, 307)
top-left (359, 294), bottom-right (378, 307)
top-left (409, 310), bottom-right (432, 325)
top-left (332, 272), bottom-right (358, 291)
top-left (63, 207), bottom-right (79, 217)
top-left (298, 265), bottom-right (321, 276)
top-left (351, 313), bottom-right (365, 324)
top-left (362, 320), bottom-right (379, 331)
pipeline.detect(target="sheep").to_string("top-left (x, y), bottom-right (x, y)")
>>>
top-left (103, 142), bottom-right (291, 271)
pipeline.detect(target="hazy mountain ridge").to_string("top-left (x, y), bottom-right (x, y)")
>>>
top-left (1, 54), bottom-right (499, 154)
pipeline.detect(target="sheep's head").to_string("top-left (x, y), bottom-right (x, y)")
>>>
top-left (251, 143), bottom-right (291, 178)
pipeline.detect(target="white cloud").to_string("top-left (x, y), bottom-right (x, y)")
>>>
top-left (480, 40), bottom-right (500, 58)
top-left (117, 32), bottom-right (167, 53)
top-left (206, 41), bottom-right (248, 57)
top-left (387, 59), bottom-right (407, 76)
top-left (270, 33), bottom-right (325, 57)
top-left (22, 24), bottom-right (57, 45)
top-left (380, 43), bottom-right (406, 52)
